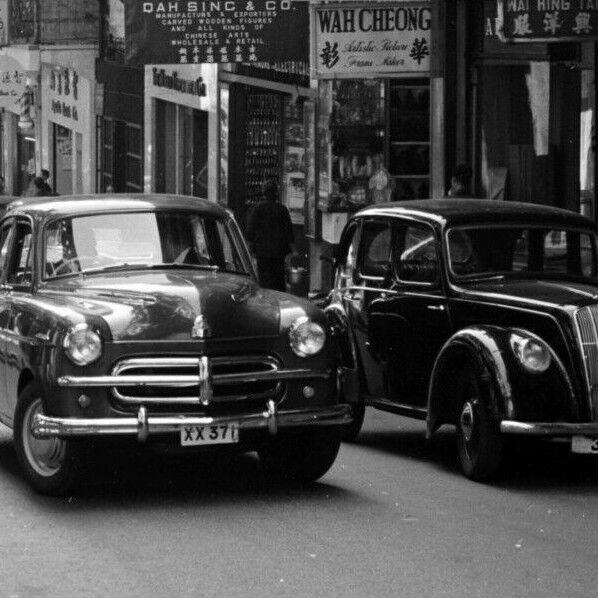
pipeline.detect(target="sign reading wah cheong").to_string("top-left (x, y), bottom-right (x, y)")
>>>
top-left (501, 0), bottom-right (598, 41)
top-left (125, 0), bottom-right (308, 65)
top-left (314, 2), bottom-right (431, 77)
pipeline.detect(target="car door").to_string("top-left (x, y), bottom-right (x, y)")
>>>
top-left (370, 218), bottom-right (452, 408)
top-left (3, 218), bottom-right (34, 416)
top-left (341, 218), bottom-right (393, 400)
top-left (0, 218), bottom-right (16, 418)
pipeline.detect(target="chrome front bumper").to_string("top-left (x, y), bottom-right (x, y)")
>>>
top-left (32, 400), bottom-right (353, 442)
top-left (501, 421), bottom-right (598, 436)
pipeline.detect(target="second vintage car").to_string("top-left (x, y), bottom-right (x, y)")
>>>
top-left (327, 199), bottom-right (598, 481)
top-left (0, 195), bottom-right (351, 495)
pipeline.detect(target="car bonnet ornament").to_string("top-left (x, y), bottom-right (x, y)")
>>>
top-left (191, 314), bottom-right (212, 339)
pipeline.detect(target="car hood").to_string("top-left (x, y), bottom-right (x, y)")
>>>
top-left (41, 270), bottom-right (315, 342)
top-left (456, 278), bottom-right (598, 311)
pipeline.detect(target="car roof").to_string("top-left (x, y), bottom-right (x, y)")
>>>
top-left (355, 199), bottom-right (596, 230)
top-left (4, 194), bottom-right (229, 220)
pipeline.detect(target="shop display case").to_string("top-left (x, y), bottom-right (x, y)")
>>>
top-left (244, 93), bottom-right (283, 205)
top-left (316, 78), bottom-right (431, 243)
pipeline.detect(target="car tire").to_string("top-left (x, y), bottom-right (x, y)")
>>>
top-left (14, 383), bottom-right (84, 496)
top-left (341, 402), bottom-right (365, 442)
top-left (456, 367), bottom-right (503, 482)
top-left (259, 431), bottom-right (341, 484)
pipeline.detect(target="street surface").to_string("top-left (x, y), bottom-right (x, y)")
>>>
top-left (0, 409), bottom-right (597, 597)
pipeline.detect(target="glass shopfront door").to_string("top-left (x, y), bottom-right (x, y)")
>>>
top-left (52, 123), bottom-right (73, 195)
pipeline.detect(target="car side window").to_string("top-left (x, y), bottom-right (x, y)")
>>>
top-left (6, 220), bottom-right (33, 287)
top-left (0, 220), bottom-right (14, 281)
top-left (394, 221), bottom-right (438, 285)
top-left (359, 221), bottom-right (391, 279)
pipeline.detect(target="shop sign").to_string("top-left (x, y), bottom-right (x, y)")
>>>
top-left (313, 2), bottom-right (431, 78)
top-left (124, 0), bottom-right (309, 65)
top-left (48, 68), bottom-right (80, 122)
top-left (499, 0), bottom-right (598, 41)
top-left (0, 0), bottom-right (8, 46)
top-left (0, 55), bottom-right (26, 110)
top-left (152, 67), bottom-right (206, 97)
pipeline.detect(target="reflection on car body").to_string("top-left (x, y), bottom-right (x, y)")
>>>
top-left (327, 199), bottom-right (598, 481)
top-left (0, 194), bottom-right (351, 495)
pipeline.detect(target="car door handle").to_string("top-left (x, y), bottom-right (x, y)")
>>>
top-left (426, 304), bottom-right (446, 311)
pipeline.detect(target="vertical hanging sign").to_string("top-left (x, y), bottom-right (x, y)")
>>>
top-left (0, 0), bottom-right (8, 45)
top-left (124, 1), bottom-right (309, 65)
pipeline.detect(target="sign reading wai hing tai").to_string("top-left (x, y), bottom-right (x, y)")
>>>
top-left (125, 0), bottom-right (309, 65)
top-left (500, 0), bottom-right (598, 41)
top-left (314, 2), bottom-right (431, 78)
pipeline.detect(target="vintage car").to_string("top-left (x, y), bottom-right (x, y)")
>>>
top-left (0, 195), bottom-right (351, 495)
top-left (327, 199), bottom-right (598, 481)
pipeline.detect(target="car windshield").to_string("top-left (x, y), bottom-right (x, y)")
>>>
top-left (44, 211), bottom-right (250, 279)
top-left (447, 225), bottom-right (598, 282)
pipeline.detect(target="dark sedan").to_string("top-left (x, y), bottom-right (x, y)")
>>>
top-left (0, 195), bottom-right (351, 494)
top-left (327, 199), bottom-right (598, 480)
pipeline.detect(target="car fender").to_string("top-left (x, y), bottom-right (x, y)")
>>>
top-left (426, 326), bottom-right (575, 437)
top-left (324, 301), bottom-right (361, 405)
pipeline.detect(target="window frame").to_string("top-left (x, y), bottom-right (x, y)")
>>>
top-left (5, 217), bottom-right (35, 291)
top-left (356, 218), bottom-right (393, 283)
top-left (445, 223), bottom-right (598, 283)
top-left (0, 217), bottom-right (16, 287)
top-left (392, 218), bottom-right (440, 288)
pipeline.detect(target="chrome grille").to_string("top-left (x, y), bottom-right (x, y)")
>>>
top-left (110, 356), bottom-right (282, 407)
top-left (574, 305), bottom-right (598, 420)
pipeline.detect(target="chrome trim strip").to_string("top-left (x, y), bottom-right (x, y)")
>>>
top-left (31, 404), bottom-right (353, 440)
top-left (500, 421), bottom-right (598, 435)
top-left (57, 368), bottom-right (330, 388)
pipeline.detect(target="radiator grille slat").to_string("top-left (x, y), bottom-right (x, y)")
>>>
top-left (574, 306), bottom-right (598, 420)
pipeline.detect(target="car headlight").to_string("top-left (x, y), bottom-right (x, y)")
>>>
top-left (510, 333), bottom-right (551, 373)
top-left (288, 316), bottom-right (326, 357)
top-left (63, 323), bottom-right (102, 366)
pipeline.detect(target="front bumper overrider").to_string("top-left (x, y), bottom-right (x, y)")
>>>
top-left (32, 400), bottom-right (353, 442)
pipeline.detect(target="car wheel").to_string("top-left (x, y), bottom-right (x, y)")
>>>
top-left (14, 383), bottom-right (83, 496)
top-left (456, 368), bottom-right (503, 482)
top-left (259, 431), bottom-right (341, 484)
top-left (341, 402), bottom-right (365, 442)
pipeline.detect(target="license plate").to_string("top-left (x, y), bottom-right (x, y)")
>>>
top-left (180, 424), bottom-right (239, 446)
top-left (571, 435), bottom-right (598, 454)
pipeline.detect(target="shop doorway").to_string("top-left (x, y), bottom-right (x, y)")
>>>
top-left (17, 129), bottom-right (36, 196)
top-left (52, 123), bottom-right (73, 195)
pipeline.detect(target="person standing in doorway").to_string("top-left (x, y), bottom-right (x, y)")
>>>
top-left (246, 179), bottom-right (295, 292)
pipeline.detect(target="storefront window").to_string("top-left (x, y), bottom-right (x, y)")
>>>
top-left (125, 124), bottom-right (142, 192)
top-left (320, 78), bottom-right (431, 210)
top-left (219, 83), bottom-right (230, 206)
top-left (283, 99), bottom-right (306, 225)
top-left (155, 99), bottom-right (177, 194)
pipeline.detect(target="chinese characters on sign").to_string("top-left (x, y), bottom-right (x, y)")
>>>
top-left (124, 0), bottom-right (309, 65)
top-left (49, 68), bottom-right (80, 121)
top-left (501, 0), bottom-right (598, 41)
top-left (0, 56), bottom-right (27, 110)
top-left (313, 3), bottom-right (431, 77)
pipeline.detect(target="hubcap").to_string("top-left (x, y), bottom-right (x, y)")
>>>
top-left (460, 401), bottom-right (475, 443)
top-left (22, 398), bottom-right (66, 477)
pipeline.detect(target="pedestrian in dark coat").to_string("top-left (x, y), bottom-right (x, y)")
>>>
top-left (33, 176), bottom-right (54, 196)
top-left (246, 180), bottom-right (295, 292)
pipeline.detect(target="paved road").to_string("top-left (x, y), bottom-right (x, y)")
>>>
top-left (0, 409), bottom-right (597, 597)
